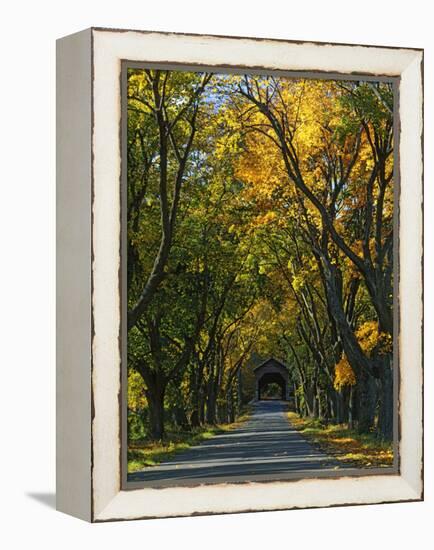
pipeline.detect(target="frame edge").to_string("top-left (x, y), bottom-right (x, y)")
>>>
top-left (56, 28), bottom-right (93, 522)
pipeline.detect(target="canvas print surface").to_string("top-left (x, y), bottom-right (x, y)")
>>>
top-left (124, 67), bottom-right (396, 487)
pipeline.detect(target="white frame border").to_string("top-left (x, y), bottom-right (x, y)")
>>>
top-left (90, 29), bottom-right (423, 522)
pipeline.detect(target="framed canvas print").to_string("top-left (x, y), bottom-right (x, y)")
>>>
top-left (56, 27), bottom-right (423, 522)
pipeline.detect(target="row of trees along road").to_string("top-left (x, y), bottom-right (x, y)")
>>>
top-left (126, 69), bottom-right (395, 442)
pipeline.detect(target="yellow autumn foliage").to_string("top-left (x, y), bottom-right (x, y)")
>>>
top-left (334, 321), bottom-right (392, 391)
top-left (356, 321), bottom-right (392, 356)
top-left (128, 370), bottom-right (147, 411)
top-left (334, 354), bottom-right (356, 391)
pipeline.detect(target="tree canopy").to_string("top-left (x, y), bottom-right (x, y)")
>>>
top-left (127, 68), bottom-right (395, 442)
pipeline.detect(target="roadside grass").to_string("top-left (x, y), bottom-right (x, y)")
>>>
top-left (128, 408), bottom-right (251, 473)
top-left (287, 411), bottom-right (393, 468)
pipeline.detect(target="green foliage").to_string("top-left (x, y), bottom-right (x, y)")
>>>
top-left (126, 68), bottom-right (395, 456)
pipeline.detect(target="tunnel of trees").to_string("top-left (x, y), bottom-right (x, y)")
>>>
top-left (126, 68), bottom-right (395, 444)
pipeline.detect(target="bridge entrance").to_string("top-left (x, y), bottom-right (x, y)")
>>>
top-left (254, 358), bottom-right (290, 401)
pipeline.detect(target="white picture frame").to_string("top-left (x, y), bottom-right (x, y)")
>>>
top-left (56, 27), bottom-right (423, 522)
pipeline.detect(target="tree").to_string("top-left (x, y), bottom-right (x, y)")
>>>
top-left (127, 68), bottom-right (213, 330)
top-left (231, 76), bottom-right (394, 438)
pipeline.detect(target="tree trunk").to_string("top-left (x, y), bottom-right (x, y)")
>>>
top-left (226, 387), bottom-right (235, 423)
top-left (199, 390), bottom-right (205, 425)
top-left (136, 361), bottom-right (167, 440)
top-left (312, 377), bottom-right (319, 418)
top-left (189, 364), bottom-right (204, 428)
top-left (190, 409), bottom-right (200, 428)
top-left (293, 383), bottom-right (299, 414)
top-left (357, 368), bottom-right (377, 434)
top-left (335, 390), bottom-right (345, 424)
top-left (173, 405), bottom-right (189, 430)
top-left (348, 386), bottom-right (356, 429)
top-left (206, 386), bottom-right (217, 424)
top-left (321, 259), bottom-right (375, 378)
top-left (304, 384), bottom-right (314, 417)
top-left (378, 355), bottom-right (394, 440)
top-left (190, 386), bottom-right (204, 428)
top-left (327, 391), bottom-right (335, 423)
top-left (146, 383), bottom-right (165, 440)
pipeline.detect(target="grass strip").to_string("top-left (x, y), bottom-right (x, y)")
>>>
top-left (287, 412), bottom-right (393, 468)
top-left (128, 409), bottom-right (251, 473)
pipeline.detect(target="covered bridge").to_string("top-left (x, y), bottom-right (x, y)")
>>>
top-left (253, 358), bottom-right (291, 401)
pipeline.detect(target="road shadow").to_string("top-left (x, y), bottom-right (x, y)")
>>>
top-left (128, 400), bottom-right (344, 485)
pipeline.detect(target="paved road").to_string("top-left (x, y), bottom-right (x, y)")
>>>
top-left (128, 400), bottom-right (341, 487)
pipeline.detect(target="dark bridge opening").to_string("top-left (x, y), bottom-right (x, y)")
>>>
top-left (258, 372), bottom-right (286, 400)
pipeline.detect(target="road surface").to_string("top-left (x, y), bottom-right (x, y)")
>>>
top-left (128, 400), bottom-right (341, 487)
